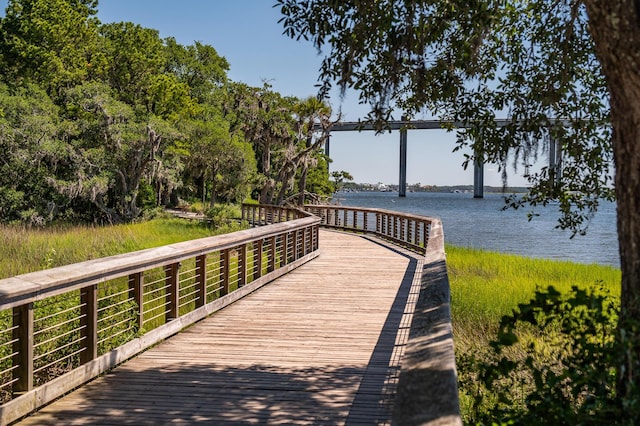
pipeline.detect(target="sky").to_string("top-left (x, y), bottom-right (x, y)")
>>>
top-left (0, 0), bottom-right (537, 187)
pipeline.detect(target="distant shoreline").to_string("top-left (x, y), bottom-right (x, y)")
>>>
top-left (337, 183), bottom-right (529, 194)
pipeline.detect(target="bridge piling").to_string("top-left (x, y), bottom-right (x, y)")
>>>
top-left (473, 159), bottom-right (484, 198)
top-left (549, 136), bottom-right (562, 184)
top-left (399, 122), bottom-right (408, 197)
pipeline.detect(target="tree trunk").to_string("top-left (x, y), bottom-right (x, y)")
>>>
top-left (297, 159), bottom-right (310, 206)
top-left (275, 160), bottom-right (296, 205)
top-left (583, 0), bottom-right (640, 415)
top-left (201, 175), bottom-right (206, 205)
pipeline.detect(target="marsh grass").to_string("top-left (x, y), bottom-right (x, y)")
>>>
top-left (0, 218), bottom-right (244, 279)
top-left (447, 245), bottom-right (621, 422)
top-left (447, 244), bottom-right (620, 351)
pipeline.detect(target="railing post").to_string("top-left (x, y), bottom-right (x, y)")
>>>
top-left (293, 230), bottom-right (300, 260)
top-left (195, 255), bottom-right (207, 307)
top-left (393, 216), bottom-right (398, 239)
top-left (80, 285), bottom-right (98, 363)
top-left (128, 272), bottom-right (144, 329)
top-left (12, 303), bottom-right (33, 395)
top-left (238, 245), bottom-right (247, 287)
top-left (269, 236), bottom-right (277, 272)
top-left (423, 221), bottom-right (429, 250)
top-left (283, 233), bottom-right (290, 266)
top-left (166, 263), bottom-right (180, 321)
top-left (302, 228), bottom-right (308, 255)
top-left (255, 240), bottom-right (263, 279)
top-left (222, 249), bottom-right (230, 296)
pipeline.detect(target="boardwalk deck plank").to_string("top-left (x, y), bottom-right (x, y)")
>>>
top-left (17, 230), bottom-right (423, 425)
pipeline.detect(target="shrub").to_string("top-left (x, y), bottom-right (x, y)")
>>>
top-left (206, 204), bottom-right (241, 227)
top-left (458, 284), bottom-right (637, 424)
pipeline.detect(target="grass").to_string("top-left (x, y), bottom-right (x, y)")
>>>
top-left (0, 217), bottom-right (244, 279)
top-left (446, 244), bottom-right (622, 422)
top-left (447, 244), bottom-right (621, 351)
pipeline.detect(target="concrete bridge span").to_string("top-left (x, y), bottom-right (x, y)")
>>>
top-left (324, 119), bottom-right (563, 198)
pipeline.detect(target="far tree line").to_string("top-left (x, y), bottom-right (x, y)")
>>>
top-left (0, 0), bottom-right (336, 225)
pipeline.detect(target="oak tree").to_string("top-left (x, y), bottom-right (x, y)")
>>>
top-left (278, 0), bottom-right (640, 417)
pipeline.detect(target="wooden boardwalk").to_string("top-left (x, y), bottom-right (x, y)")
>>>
top-left (17, 230), bottom-right (424, 425)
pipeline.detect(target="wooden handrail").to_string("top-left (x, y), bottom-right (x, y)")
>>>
top-left (303, 205), bottom-right (431, 254)
top-left (0, 203), bottom-right (460, 425)
top-left (0, 206), bottom-right (319, 425)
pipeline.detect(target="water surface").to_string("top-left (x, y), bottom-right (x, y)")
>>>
top-left (336, 191), bottom-right (619, 267)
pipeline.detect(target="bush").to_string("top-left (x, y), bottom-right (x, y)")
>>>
top-left (458, 284), bottom-right (637, 424)
top-left (206, 204), bottom-right (241, 227)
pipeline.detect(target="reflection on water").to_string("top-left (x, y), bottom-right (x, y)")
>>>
top-left (336, 192), bottom-right (619, 267)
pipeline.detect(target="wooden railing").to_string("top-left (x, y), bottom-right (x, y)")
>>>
top-left (303, 205), bottom-right (431, 254)
top-left (0, 203), bottom-right (460, 425)
top-left (0, 206), bottom-right (319, 425)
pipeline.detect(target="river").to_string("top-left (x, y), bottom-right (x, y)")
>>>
top-left (335, 191), bottom-right (619, 267)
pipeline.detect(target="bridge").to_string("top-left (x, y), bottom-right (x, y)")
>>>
top-left (0, 205), bottom-right (460, 425)
top-left (325, 119), bottom-right (564, 198)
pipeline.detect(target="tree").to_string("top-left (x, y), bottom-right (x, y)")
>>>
top-left (290, 96), bottom-right (332, 205)
top-left (0, 83), bottom-right (69, 224)
top-left (98, 22), bottom-right (166, 110)
top-left (224, 82), bottom-right (297, 204)
top-left (331, 170), bottom-right (353, 192)
top-left (183, 109), bottom-right (256, 208)
top-left (58, 82), bottom-right (182, 223)
top-left (0, 0), bottom-right (104, 94)
top-left (303, 152), bottom-right (334, 201)
top-left (278, 0), bottom-right (639, 418)
top-left (164, 37), bottom-right (230, 103)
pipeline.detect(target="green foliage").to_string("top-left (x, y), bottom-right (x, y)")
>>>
top-left (98, 21), bottom-right (166, 108)
top-left (206, 204), bottom-right (242, 229)
top-left (278, 0), bottom-right (612, 234)
top-left (225, 83), bottom-right (332, 205)
top-left (330, 170), bottom-right (354, 192)
top-left (304, 153), bottom-right (334, 197)
top-left (447, 246), bottom-right (625, 422)
top-left (164, 37), bottom-right (229, 103)
top-left (58, 82), bottom-right (183, 223)
top-left (457, 285), bottom-right (638, 424)
top-left (0, 83), bottom-right (70, 224)
top-left (0, 1), bottom-right (334, 225)
top-left (447, 245), bottom-right (620, 330)
top-left (183, 108), bottom-right (257, 208)
top-left (0, 0), bottom-right (104, 92)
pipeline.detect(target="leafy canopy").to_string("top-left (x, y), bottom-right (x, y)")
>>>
top-left (278, 0), bottom-right (614, 234)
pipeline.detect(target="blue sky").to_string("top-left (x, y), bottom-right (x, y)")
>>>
top-left (0, 0), bottom-right (535, 187)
